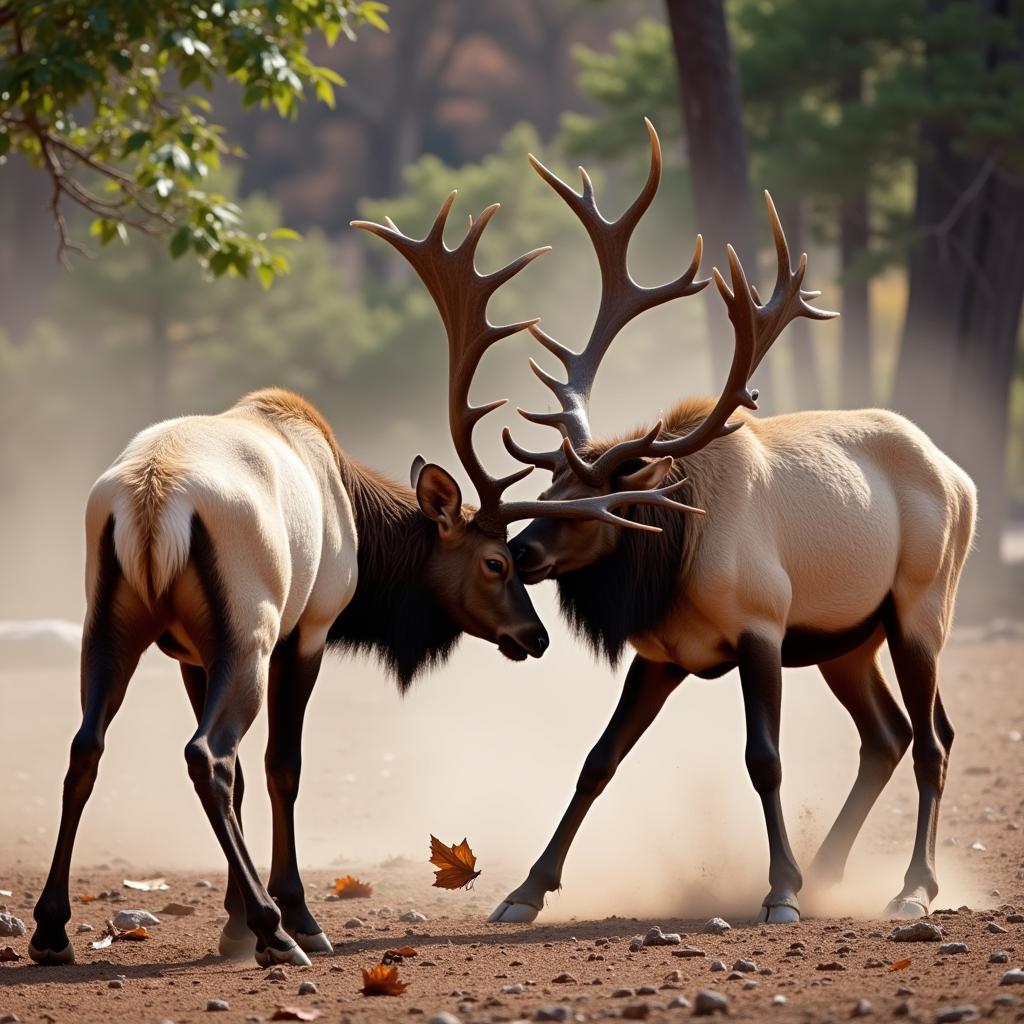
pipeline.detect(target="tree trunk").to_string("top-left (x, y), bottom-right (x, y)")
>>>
top-left (838, 69), bottom-right (873, 408)
top-left (663, 0), bottom-right (759, 387)
top-left (892, 0), bottom-right (1024, 603)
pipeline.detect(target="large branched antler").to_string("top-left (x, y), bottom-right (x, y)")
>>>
top-left (352, 192), bottom-right (701, 534)
top-left (502, 118), bottom-right (708, 480)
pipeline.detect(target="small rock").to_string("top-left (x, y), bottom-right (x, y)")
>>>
top-left (612, 987), bottom-right (636, 998)
top-left (709, 959), bottom-right (727, 972)
top-left (1007, 913), bottom-right (1024, 924)
top-left (702, 917), bottom-right (731, 934)
top-left (672, 945), bottom-right (706, 958)
top-left (637, 985), bottom-right (657, 995)
top-left (533, 1009), bottom-right (570, 1022)
top-left (112, 909), bottom-right (159, 930)
top-left (742, 980), bottom-right (758, 990)
top-left (297, 981), bottom-right (317, 995)
top-left (267, 967), bottom-right (287, 982)
top-left (990, 951), bottom-right (1010, 963)
top-left (108, 979), bottom-right (123, 989)
top-left (427, 1015), bottom-right (460, 1024)
top-left (552, 972), bottom-right (577, 984)
top-left (816, 961), bottom-right (847, 971)
top-left (934, 1007), bottom-right (978, 1023)
top-left (732, 959), bottom-right (757, 973)
top-left (864, 958), bottom-right (886, 968)
top-left (621, 1006), bottom-right (651, 1021)
top-left (891, 921), bottom-right (943, 942)
top-left (206, 1000), bottom-right (229, 1012)
top-left (693, 989), bottom-right (729, 1017)
top-left (343, 917), bottom-right (364, 928)
top-left (399, 910), bottom-right (427, 923)
top-left (667, 996), bottom-right (691, 1009)
top-left (938, 942), bottom-right (969, 954)
top-left (897, 985), bottom-right (914, 996)
top-left (987, 921), bottom-right (1008, 934)
top-left (76, 923), bottom-right (94, 933)
top-left (852, 998), bottom-right (873, 1017)
top-left (664, 970), bottom-right (683, 983)
top-left (893, 1001), bottom-right (912, 1017)
top-left (628, 937), bottom-right (644, 953)
top-left (1000, 968), bottom-right (1024, 986)
top-left (501, 983), bottom-right (524, 994)
top-left (771, 994), bottom-right (787, 1006)
top-left (0, 914), bottom-right (26, 937)
top-left (0, 1015), bottom-right (20, 1023)
top-left (643, 925), bottom-right (681, 946)
top-left (993, 994), bottom-right (1018, 1007)
top-left (195, 879), bottom-right (213, 888)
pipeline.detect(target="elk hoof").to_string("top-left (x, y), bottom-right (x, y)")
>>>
top-left (488, 900), bottom-right (540, 923)
top-left (256, 941), bottom-right (312, 968)
top-left (884, 897), bottom-right (929, 920)
top-left (28, 940), bottom-right (75, 965)
top-left (756, 904), bottom-right (800, 924)
top-left (293, 930), bottom-right (334, 955)
top-left (218, 927), bottom-right (258, 958)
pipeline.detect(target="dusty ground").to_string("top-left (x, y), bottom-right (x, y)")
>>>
top-left (1, 632), bottom-right (1022, 1023)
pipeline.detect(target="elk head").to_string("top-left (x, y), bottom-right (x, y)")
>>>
top-left (353, 187), bottom-right (692, 661)
top-left (503, 120), bottom-right (837, 582)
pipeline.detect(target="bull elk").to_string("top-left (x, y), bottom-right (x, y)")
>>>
top-left (488, 121), bottom-right (976, 925)
top-left (30, 194), bottom-right (691, 968)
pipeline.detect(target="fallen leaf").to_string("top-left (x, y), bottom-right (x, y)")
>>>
top-left (889, 958), bottom-right (912, 971)
top-left (123, 877), bottom-right (169, 892)
top-left (332, 875), bottom-right (373, 899)
top-left (90, 919), bottom-right (149, 948)
top-left (382, 945), bottom-right (418, 965)
top-left (0, 946), bottom-right (21, 962)
top-left (159, 902), bottom-right (196, 916)
top-left (361, 963), bottom-right (408, 996)
top-left (271, 1008), bottom-right (321, 1021)
top-left (117, 926), bottom-right (149, 940)
top-left (78, 894), bottom-right (99, 903)
top-left (429, 835), bottom-right (481, 890)
top-left (90, 934), bottom-right (113, 949)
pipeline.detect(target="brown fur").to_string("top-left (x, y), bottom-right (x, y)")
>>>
top-left (234, 388), bottom-right (344, 470)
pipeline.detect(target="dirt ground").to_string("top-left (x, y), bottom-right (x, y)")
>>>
top-left (1, 633), bottom-right (1022, 1024)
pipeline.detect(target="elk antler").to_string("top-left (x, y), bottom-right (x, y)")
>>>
top-left (352, 192), bottom-right (701, 534)
top-left (502, 118), bottom-right (708, 483)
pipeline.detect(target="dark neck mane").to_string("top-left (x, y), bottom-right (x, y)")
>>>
top-left (327, 457), bottom-right (460, 690)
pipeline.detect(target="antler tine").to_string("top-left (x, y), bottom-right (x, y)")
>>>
top-left (501, 426), bottom-right (563, 474)
top-left (352, 194), bottom-right (550, 533)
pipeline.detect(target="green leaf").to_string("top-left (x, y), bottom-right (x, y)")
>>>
top-left (170, 227), bottom-right (191, 258)
top-left (257, 263), bottom-right (274, 289)
top-left (269, 227), bottom-right (301, 241)
top-left (123, 130), bottom-right (151, 154)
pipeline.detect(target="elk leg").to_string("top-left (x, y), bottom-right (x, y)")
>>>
top-left (180, 664), bottom-right (253, 957)
top-left (808, 640), bottom-right (912, 887)
top-left (489, 655), bottom-right (684, 923)
top-left (265, 636), bottom-right (331, 955)
top-left (883, 624), bottom-right (949, 918)
top-left (31, 528), bottom-right (154, 964)
top-left (737, 633), bottom-right (803, 923)
top-left (184, 650), bottom-right (310, 967)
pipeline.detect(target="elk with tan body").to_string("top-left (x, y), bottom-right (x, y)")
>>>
top-left (30, 195), bottom-right (693, 969)
top-left (489, 121), bottom-right (976, 924)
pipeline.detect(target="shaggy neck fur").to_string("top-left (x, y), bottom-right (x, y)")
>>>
top-left (556, 398), bottom-right (722, 665)
top-left (328, 457), bottom-right (462, 691)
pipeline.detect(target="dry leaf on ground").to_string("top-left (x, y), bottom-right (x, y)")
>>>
top-left (889, 958), bottom-right (912, 971)
top-left (77, 894), bottom-right (99, 903)
top-left (90, 920), bottom-right (149, 948)
top-left (382, 945), bottom-right (417, 964)
top-left (332, 875), bottom-right (373, 898)
top-left (429, 835), bottom-right (481, 890)
top-left (270, 1008), bottom-right (321, 1021)
top-left (0, 945), bottom-right (21, 962)
top-left (124, 877), bottom-right (169, 891)
top-left (361, 963), bottom-right (408, 996)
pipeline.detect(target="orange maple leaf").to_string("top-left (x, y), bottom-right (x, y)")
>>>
top-left (888, 958), bottom-right (911, 971)
top-left (332, 875), bottom-right (373, 899)
top-left (77, 894), bottom-right (99, 903)
top-left (361, 963), bottom-right (408, 996)
top-left (429, 835), bottom-right (481, 890)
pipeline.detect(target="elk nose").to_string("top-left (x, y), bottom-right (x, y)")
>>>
top-left (528, 626), bottom-right (549, 657)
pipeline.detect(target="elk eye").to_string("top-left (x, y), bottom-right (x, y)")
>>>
top-left (484, 558), bottom-right (505, 576)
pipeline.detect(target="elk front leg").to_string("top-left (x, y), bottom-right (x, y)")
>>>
top-left (489, 656), bottom-right (684, 923)
top-left (265, 636), bottom-right (331, 955)
top-left (737, 633), bottom-right (802, 923)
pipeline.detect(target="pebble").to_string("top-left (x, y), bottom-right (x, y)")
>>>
top-left (693, 989), bottom-right (729, 1016)
top-left (621, 1007), bottom-right (651, 1020)
top-left (0, 1015), bottom-right (19, 1023)
top-left (938, 942), bottom-right (969, 954)
top-left (628, 937), bottom-right (644, 952)
top-left (771, 994), bottom-right (787, 1006)
top-left (891, 921), bottom-right (943, 942)
top-left (816, 961), bottom-right (846, 971)
top-left (852, 998), bottom-right (873, 1017)
top-left (934, 1007), bottom-right (978, 1023)
top-left (1007, 913), bottom-right (1024, 924)
top-left (893, 1000), bottom-right (913, 1017)
top-left (76, 923), bottom-right (93, 933)
top-left (993, 995), bottom-right (1018, 1007)
top-left (533, 1009), bottom-right (570, 1022)
top-left (343, 917), bottom-right (364, 928)
top-left (672, 945), bottom-right (707, 958)
top-left (399, 910), bottom-right (427, 922)
top-left (501, 983), bottom-right (524, 994)
top-left (297, 981), bottom-right (317, 995)
top-left (0, 914), bottom-right (26, 938)
top-left (107, 979), bottom-right (123, 989)
top-left (112, 909), bottom-right (159, 930)
top-left (267, 967), bottom-right (287, 981)
top-left (195, 880), bottom-right (213, 888)
top-left (742, 980), bottom-right (757, 990)
top-left (732, 959), bottom-right (756, 973)
top-left (637, 985), bottom-right (657, 995)
top-left (427, 1015), bottom-right (460, 1024)
top-left (709, 959), bottom-right (727, 972)
top-left (643, 925), bottom-right (681, 946)
top-left (612, 987), bottom-right (636, 998)
top-left (970, 841), bottom-right (986, 851)
top-left (702, 917), bottom-right (731, 934)
top-left (989, 951), bottom-right (1010, 963)
top-left (667, 996), bottom-right (691, 1009)
top-left (206, 1000), bottom-right (229, 1012)
top-left (552, 972), bottom-right (577, 984)
top-left (986, 921), bottom-right (1008, 934)
top-left (1000, 968), bottom-right (1024, 986)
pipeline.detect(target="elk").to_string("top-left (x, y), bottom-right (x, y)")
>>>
top-left (30, 193), bottom-right (691, 969)
top-left (488, 121), bottom-right (976, 925)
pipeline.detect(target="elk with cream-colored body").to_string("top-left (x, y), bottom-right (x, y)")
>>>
top-left (30, 196), bottom-right (692, 969)
top-left (489, 122), bottom-right (976, 925)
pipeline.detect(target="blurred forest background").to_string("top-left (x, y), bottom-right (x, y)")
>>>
top-left (1, 0), bottom-right (1022, 621)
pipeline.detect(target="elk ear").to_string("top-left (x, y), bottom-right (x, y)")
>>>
top-left (416, 463), bottom-right (466, 541)
top-left (615, 456), bottom-right (674, 492)
top-left (409, 454), bottom-right (427, 489)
